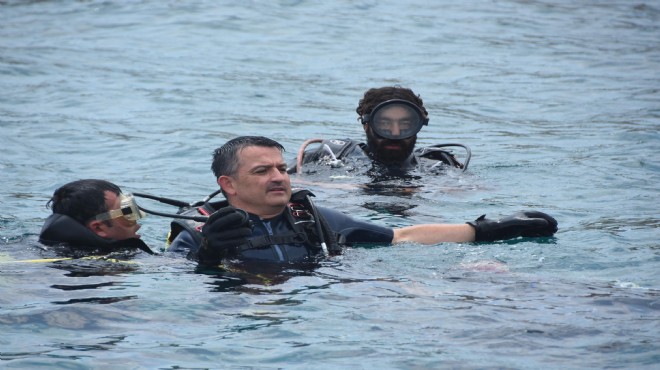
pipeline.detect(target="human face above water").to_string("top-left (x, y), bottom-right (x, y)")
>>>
top-left (90, 191), bottom-right (142, 240)
top-left (365, 124), bottom-right (417, 165)
top-left (219, 145), bottom-right (292, 218)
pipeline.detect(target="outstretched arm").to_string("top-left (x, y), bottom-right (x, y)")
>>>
top-left (392, 211), bottom-right (558, 245)
top-left (393, 223), bottom-right (475, 244)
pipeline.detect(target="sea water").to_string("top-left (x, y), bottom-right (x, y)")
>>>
top-left (1, 1), bottom-right (658, 368)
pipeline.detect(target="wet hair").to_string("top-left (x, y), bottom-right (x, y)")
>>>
top-left (211, 136), bottom-right (285, 178)
top-left (356, 86), bottom-right (428, 122)
top-left (47, 179), bottom-right (121, 225)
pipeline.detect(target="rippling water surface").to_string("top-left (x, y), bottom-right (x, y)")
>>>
top-left (1, 1), bottom-right (659, 368)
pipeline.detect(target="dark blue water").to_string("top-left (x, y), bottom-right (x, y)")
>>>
top-left (1, 1), bottom-right (659, 368)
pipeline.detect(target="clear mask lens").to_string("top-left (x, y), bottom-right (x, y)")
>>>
top-left (364, 100), bottom-right (427, 140)
top-left (95, 193), bottom-right (146, 222)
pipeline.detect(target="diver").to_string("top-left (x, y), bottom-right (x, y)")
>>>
top-left (167, 136), bottom-right (558, 266)
top-left (288, 86), bottom-right (471, 176)
top-left (39, 179), bottom-right (155, 257)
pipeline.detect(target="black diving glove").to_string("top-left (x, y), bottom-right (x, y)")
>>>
top-left (467, 211), bottom-right (558, 242)
top-left (198, 206), bottom-right (253, 264)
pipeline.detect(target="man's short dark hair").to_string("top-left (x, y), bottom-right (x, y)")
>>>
top-left (356, 86), bottom-right (428, 120)
top-left (211, 136), bottom-right (285, 178)
top-left (47, 179), bottom-right (121, 225)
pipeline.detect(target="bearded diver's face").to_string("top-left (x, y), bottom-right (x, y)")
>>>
top-left (364, 124), bottom-right (417, 164)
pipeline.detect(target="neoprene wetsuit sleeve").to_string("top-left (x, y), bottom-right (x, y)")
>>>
top-left (168, 230), bottom-right (200, 255)
top-left (317, 206), bottom-right (394, 244)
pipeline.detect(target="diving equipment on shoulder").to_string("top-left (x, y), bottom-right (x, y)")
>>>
top-left (416, 143), bottom-right (471, 172)
top-left (291, 138), bottom-right (362, 175)
top-left (291, 138), bottom-right (472, 174)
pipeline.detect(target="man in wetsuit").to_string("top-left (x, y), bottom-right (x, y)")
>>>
top-left (39, 179), bottom-right (153, 255)
top-left (288, 86), bottom-right (468, 175)
top-left (168, 136), bottom-right (557, 266)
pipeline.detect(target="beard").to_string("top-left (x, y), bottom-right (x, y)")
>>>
top-left (366, 131), bottom-right (417, 165)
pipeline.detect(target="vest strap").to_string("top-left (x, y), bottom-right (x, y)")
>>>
top-left (238, 232), bottom-right (309, 251)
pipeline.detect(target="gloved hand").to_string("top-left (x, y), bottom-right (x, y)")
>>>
top-left (467, 211), bottom-right (558, 242)
top-left (198, 206), bottom-right (252, 264)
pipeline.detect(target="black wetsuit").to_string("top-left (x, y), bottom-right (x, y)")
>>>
top-left (287, 138), bottom-right (465, 174)
top-left (168, 206), bottom-right (394, 263)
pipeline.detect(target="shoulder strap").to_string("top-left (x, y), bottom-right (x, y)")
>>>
top-left (238, 232), bottom-right (309, 251)
top-left (227, 189), bottom-right (316, 252)
top-left (289, 189), bottom-right (342, 255)
top-left (228, 189), bottom-right (342, 256)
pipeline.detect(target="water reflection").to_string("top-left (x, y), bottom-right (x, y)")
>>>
top-left (51, 281), bottom-right (118, 291)
top-left (361, 201), bottom-right (417, 217)
top-left (46, 256), bottom-right (140, 277)
top-left (197, 262), bottom-right (320, 293)
top-left (51, 296), bottom-right (137, 305)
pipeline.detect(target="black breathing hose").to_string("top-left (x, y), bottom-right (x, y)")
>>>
top-left (132, 192), bottom-right (215, 222)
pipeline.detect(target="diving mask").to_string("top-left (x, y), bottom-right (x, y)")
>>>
top-left (361, 99), bottom-right (428, 140)
top-left (95, 193), bottom-right (146, 222)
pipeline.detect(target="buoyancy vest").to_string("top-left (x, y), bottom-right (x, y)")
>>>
top-left (167, 189), bottom-right (342, 260)
top-left (39, 213), bottom-right (155, 255)
top-left (167, 201), bottom-right (216, 250)
top-left (289, 138), bottom-right (465, 173)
